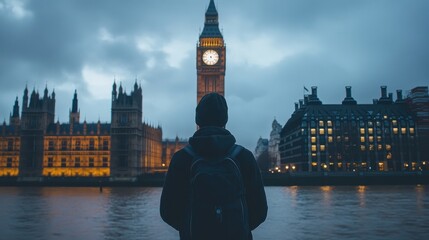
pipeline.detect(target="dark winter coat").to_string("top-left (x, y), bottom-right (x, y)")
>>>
top-left (160, 126), bottom-right (268, 240)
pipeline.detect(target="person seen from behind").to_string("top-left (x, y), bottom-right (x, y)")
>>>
top-left (160, 92), bottom-right (268, 240)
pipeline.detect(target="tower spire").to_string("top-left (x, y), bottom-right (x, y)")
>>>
top-left (200, 0), bottom-right (222, 38)
top-left (72, 90), bottom-right (78, 113)
top-left (196, 0), bottom-right (226, 104)
top-left (12, 97), bottom-right (19, 117)
top-left (10, 96), bottom-right (21, 126)
top-left (69, 89), bottom-right (80, 124)
top-left (207, 0), bottom-right (218, 16)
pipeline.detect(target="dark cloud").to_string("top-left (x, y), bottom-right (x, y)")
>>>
top-left (0, 0), bottom-right (428, 150)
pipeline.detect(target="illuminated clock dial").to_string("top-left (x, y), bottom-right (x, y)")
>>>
top-left (202, 50), bottom-right (219, 65)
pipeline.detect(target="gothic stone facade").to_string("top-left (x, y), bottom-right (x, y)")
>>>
top-left (0, 83), bottom-right (164, 178)
top-left (196, 0), bottom-right (226, 103)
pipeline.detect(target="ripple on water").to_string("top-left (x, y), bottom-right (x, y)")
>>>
top-left (0, 186), bottom-right (428, 240)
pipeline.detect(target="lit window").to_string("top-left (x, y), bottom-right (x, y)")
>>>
top-left (337, 162), bottom-right (342, 168)
top-left (47, 157), bottom-right (53, 168)
top-left (327, 121), bottom-right (332, 127)
top-left (344, 136), bottom-right (349, 142)
top-left (311, 162), bottom-right (317, 166)
top-left (311, 128), bottom-right (316, 135)
top-left (401, 128), bottom-right (406, 134)
top-left (393, 128), bottom-right (398, 134)
top-left (102, 157), bottom-right (108, 167)
top-left (386, 152), bottom-right (392, 159)
top-left (48, 141), bottom-right (54, 151)
top-left (369, 136), bottom-right (374, 143)
top-left (410, 128), bottom-right (415, 134)
top-left (319, 129), bottom-right (325, 135)
top-left (361, 145), bottom-right (366, 151)
top-left (311, 153), bottom-right (317, 157)
top-left (328, 136), bottom-right (333, 143)
top-left (360, 128), bottom-right (365, 134)
top-left (378, 144), bottom-right (382, 150)
top-left (319, 121), bottom-right (324, 127)
top-left (103, 140), bottom-right (109, 150)
top-left (368, 121), bottom-right (373, 127)
top-left (327, 128), bottom-right (332, 135)
top-left (311, 137), bottom-right (316, 143)
top-left (75, 140), bottom-right (81, 150)
top-left (392, 120), bottom-right (397, 126)
top-left (360, 137), bottom-right (365, 143)
top-left (377, 136), bottom-right (382, 142)
top-left (320, 145), bottom-right (326, 151)
top-left (369, 145), bottom-right (374, 151)
top-left (89, 139), bottom-right (95, 150)
top-left (311, 145), bottom-right (317, 152)
top-left (368, 128), bottom-right (373, 134)
top-left (386, 144), bottom-right (391, 151)
top-left (383, 115), bottom-right (388, 119)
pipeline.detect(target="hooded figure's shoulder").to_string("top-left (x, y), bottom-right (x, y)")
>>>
top-left (235, 145), bottom-right (257, 165)
top-left (168, 147), bottom-right (194, 171)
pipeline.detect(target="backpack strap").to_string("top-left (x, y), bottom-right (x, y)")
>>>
top-left (184, 145), bottom-right (204, 174)
top-left (225, 144), bottom-right (246, 196)
top-left (227, 144), bottom-right (243, 160)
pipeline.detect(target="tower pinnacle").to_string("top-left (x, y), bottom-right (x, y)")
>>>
top-left (200, 0), bottom-right (222, 38)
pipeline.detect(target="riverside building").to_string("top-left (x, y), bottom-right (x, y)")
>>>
top-left (279, 86), bottom-right (429, 172)
top-left (0, 83), bottom-right (164, 180)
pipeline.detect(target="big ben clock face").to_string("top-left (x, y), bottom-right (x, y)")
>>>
top-left (202, 50), bottom-right (219, 65)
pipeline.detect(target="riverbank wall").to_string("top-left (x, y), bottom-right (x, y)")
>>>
top-left (1, 171), bottom-right (429, 187)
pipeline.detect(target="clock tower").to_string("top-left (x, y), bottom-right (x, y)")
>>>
top-left (197, 0), bottom-right (226, 104)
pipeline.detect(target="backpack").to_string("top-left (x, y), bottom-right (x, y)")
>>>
top-left (184, 144), bottom-right (250, 240)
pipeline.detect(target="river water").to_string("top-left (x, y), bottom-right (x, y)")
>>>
top-left (0, 186), bottom-right (427, 240)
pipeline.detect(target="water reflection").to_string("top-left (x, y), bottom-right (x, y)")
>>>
top-left (415, 184), bottom-right (425, 210)
top-left (0, 186), bottom-right (428, 240)
top-left (320, 186), bottom-right (333, 207)
top-left (357, 185), bottom-right (366, 207)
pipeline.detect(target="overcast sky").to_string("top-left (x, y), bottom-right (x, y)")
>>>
top-left (0, 0), bottom-right (428, 150)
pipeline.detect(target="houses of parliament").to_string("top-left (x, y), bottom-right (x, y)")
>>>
top-left (0, 0), bottom-right (225, 180)
top-left (0, 83), bottom-right (187, 179)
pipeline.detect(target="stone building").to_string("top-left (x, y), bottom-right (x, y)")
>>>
top-left (196, 0), bottom-right (226, 103)
top-left (279, 86), bottom-right (429, 172)
top-left (254, 137), bottom-right (269, 172)
top-left (0, 83), bottom-right (164, 179)
top-left (162, 137), bottom-right (188, 170)
top-left (268, 119), bottom-right (282, 169)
